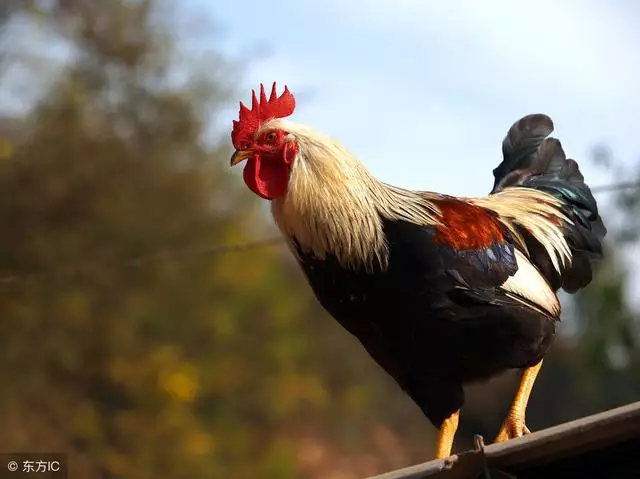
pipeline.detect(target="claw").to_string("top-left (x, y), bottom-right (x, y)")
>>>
top-left (495, 418), bottom-right (531, 443)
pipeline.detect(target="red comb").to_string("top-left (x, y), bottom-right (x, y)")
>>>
top-left (231, 82), bottom-right (296, 150)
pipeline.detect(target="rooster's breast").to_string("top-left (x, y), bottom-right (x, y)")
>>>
top-left (289, 218), bottom-right (556, 427)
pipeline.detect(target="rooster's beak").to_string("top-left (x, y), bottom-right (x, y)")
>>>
top-left (230, 150), bottom-right (251, 166)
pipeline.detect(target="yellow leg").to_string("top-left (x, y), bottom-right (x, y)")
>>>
top-left (495, 360), bottom-right (543, 443)
top-left (435, 410), bottom-right (460, 459)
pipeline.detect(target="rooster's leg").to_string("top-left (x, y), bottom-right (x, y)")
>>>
top-left (494, 360), bottom-right (543, 443)
top-left (435, 410), bottom-right (460, 459)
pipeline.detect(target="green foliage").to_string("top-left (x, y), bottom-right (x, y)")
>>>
top-left (0, 2), bottom-right (306, 477)
top-left (0, 2), bottom-right (431, 478)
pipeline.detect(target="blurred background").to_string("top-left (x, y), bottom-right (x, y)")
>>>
top-left (0, 0), bottom-right (638, 478)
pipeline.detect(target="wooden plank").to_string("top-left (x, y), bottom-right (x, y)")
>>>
top-left (368, 401), bottom-right (640, 479)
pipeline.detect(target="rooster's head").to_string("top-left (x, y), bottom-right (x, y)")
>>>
top-left (229, 82), bottom-right (300, 200)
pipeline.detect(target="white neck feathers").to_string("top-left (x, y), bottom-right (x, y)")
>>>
top-left (269, 123), bottom-right (439, 271)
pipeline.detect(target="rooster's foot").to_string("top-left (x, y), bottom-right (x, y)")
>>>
top-left (494, 418), bottom-right (532, 443)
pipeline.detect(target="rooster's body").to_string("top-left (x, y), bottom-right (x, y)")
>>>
top-left (230, 84), bottom-right (606, 458)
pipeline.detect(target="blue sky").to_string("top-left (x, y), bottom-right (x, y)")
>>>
top-left (206, 0), bottom-right (640, 199)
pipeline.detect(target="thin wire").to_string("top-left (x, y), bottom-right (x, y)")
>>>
top-left (591, 182), bottom-right (640, 193)
top-left (0, 181), bottom-right (637, 285)
top-left (0, 237), bottom-right (284, 285)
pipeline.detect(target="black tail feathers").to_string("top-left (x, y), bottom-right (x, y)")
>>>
top-left (491, 114), bottom-right (607, 294)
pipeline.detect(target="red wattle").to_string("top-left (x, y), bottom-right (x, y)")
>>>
top-left (243, 155), bottom-right (289, 200)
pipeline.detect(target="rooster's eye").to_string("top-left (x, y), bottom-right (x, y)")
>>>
top-left (264, 131), bottom-right (277, 143)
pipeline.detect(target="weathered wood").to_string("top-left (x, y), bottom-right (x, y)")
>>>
top-left (369, 401), bottom-right (640, 479)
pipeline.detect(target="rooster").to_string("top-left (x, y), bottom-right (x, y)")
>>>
top-left (229, 83), bottom-right (606, 459)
